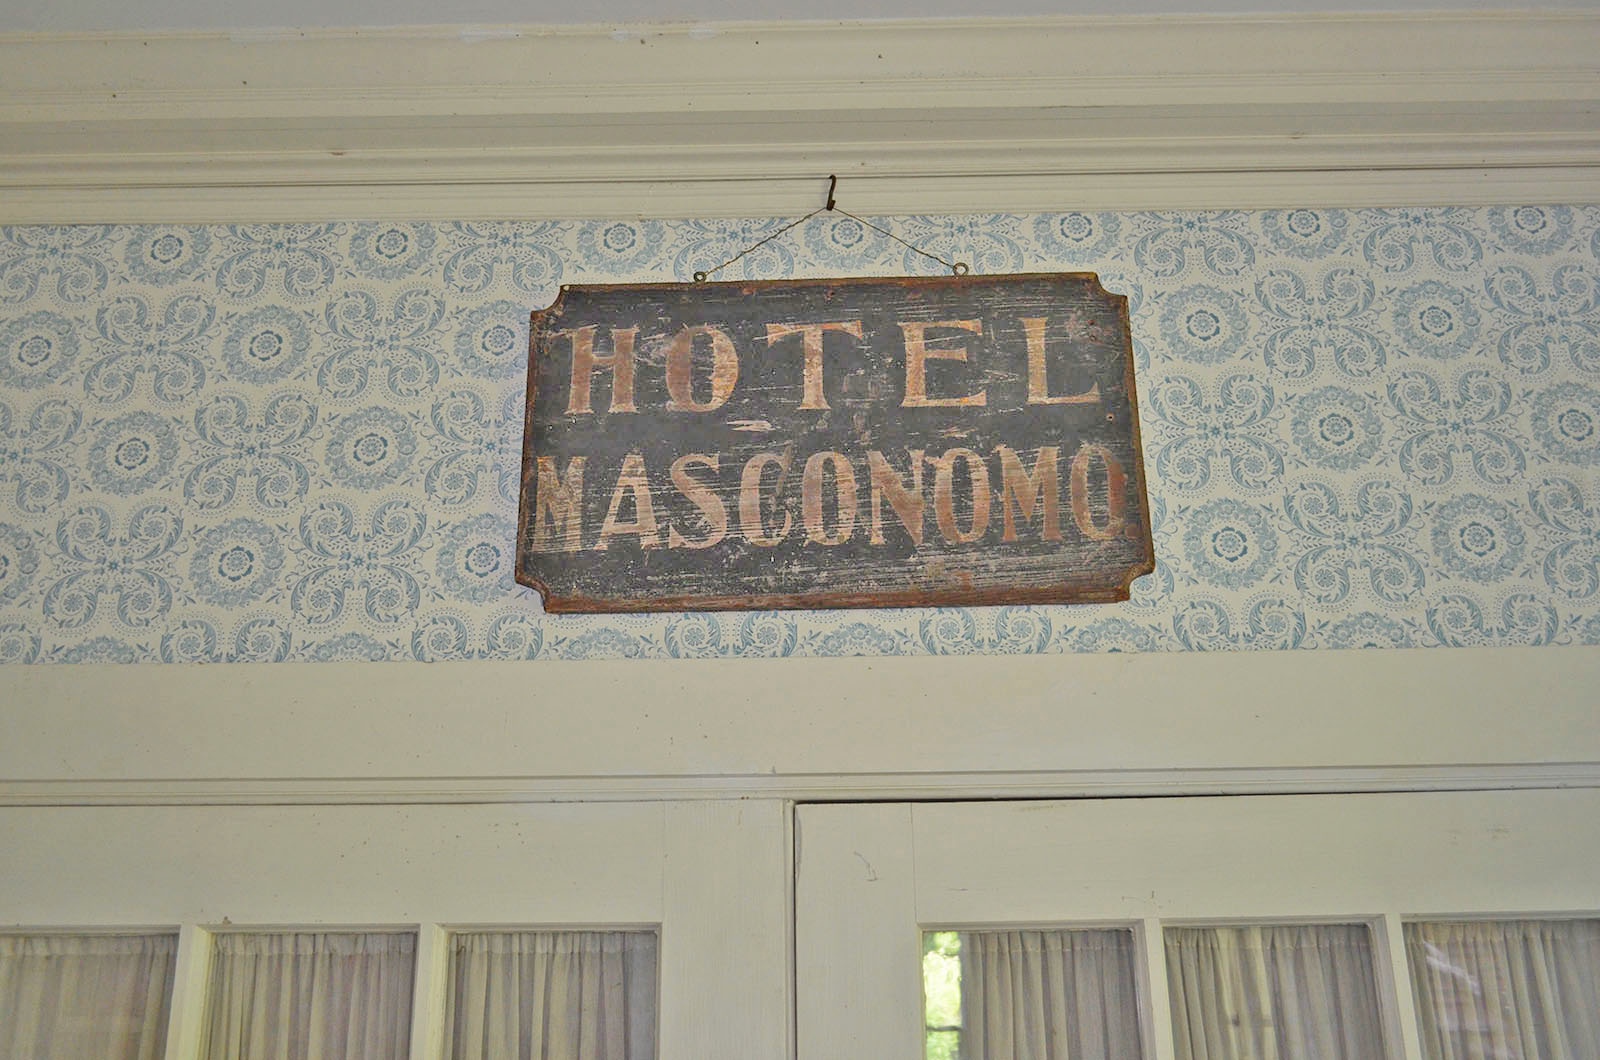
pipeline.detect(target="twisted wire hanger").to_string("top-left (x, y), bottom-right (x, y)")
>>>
top-left (693, 176), bottom-right (970, 282)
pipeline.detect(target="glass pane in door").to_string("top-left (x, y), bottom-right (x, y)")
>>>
top-left (1166, 924), bottom-right (1386, 1060)
top-left (445, 930), bottom-right (658, 1060)
top-left (922, 927), bottom-right (1144, 1060)
top-left (1405, 919), bottom-right (1600, 1060)
top-left (0, 933), bottom-right (177, 1060)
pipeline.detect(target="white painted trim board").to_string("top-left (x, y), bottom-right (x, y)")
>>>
top-left (2, 13), bottom-right (1598, 220)
top-left (3, 646), bottom-right (1597, 805)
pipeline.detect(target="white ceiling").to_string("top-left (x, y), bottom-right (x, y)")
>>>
top-left (2, 0), bottom-right (1591, 33)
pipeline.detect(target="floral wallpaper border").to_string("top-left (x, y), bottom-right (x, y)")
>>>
top-left (1, 207), bottom-right (1598, 662)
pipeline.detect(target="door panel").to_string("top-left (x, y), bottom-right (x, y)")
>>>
top-left (0, 799), bottom-right (790, 1060)
top-left (797, 790), bottom-right (1600, 1060)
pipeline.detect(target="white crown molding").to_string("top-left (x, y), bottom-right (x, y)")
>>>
top-left (2, 12), bottom-right (1598, 221)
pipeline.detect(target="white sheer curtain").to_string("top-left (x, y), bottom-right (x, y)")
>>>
top-left (443, 930), bottom-right (657, 1060)
top-left (1406, 919), bottom-right (1600, 1060)
top-left (1165, 924), bottom-right (1386, 1060)
top-left (201, 931), bottom-right (415, 1060)
top-left (958, 929), bottom-right (1144, 1060)
top-left (0, 933), bottom-right (176, 1060)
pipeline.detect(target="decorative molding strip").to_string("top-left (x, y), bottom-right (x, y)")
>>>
top-left (2, 12), bottom-right (1598, 221)
top-left (4, 765), bottom-right (1600, 807)
top-left (3, 647), bottom-right (1597, 806)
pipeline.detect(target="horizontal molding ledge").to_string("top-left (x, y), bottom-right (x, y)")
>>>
top-left (7, 170), bottom-right (1600, 224)
top-left (4, 764), bottom-right (1600, 807)
top-left (4, 646), bottom-right (1598, 806)
top-left (1, 13), bottom-right (1598, 220)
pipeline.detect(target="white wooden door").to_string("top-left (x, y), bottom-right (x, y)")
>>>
top-left (796, 789), bottom-right (1600, 1060)
top-left (0, 799), bottom-right (790, 1060)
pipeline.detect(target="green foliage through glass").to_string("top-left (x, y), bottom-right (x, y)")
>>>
top-left (923, 931), bottom-right (963, 1060)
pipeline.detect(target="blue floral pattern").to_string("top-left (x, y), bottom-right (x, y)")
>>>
top-left (1290, 386), bottom-right (1383, 470)
top-left (1032, 212), bottom-right (1120, 263)
top-left (453, 301), bottom-right (526, 381)
top-left (190, 518), bottom-right (285, 608)
top-left (1486, 207), bottom-right (1574, 256)
top-left (1391, 281), bottom-right (1482, 360)
top-left (0, 227), bottom-right (113, 304)
top-left (1530, 383), bottom-right (1600, 465)
top-left (1286, 480), bottom-right (1425, 605)
top-left (577, 220), bottom-right (666, 275)
top-left (185, 391), bottom-right (317, 511)
top-left (0, 523), bottom-right (42, 607)
top-left (0, 206), bottom-right (1597, 663)
top-left (442, 222), bottom-right (565, 294)
top-left (125, 226), bottom-right (212, 287)
top-left (1132, 211), bottom-right (1254, 277)
top-left (0, 398), bottom-right (80, 513)
top-left (318, 286), bottom-right (446, 399)
top-left (1260, 209), bottom-right (1349, 260)
top-left (0, 623), bottom-right (41, 664)
top-left (215, 224), bottom-right (339, 301)
top-left (86, 293), bottom-right (213, 404)
top-left (1181, 498), bottom-right (1279, 590)
top-left (1172, 596), bottom-right (1305, 651)
top-left (1158, 285), bottom-right (1249, 364)
top-left (1426, 591), bottom-right (1559, 648)
top-left (1527, 478), bottom-right (1600, 599)
top-left (896, 215), bottom-right (1024, 275)
top-left (1386, 369), bottom-right (1525, 485)
top-left (349, 223), bottom-right (435, 282)
top-left (42, 505), bottom-right (183, 629)
top-left (1148, 373), bottom-right (1281, 492)
top-left (326, 406), bottom-right (418, 490)
top-left (0, 311), bottom-right (81, 389)
top-left (222, 306), bottom-right (312, 384)
top-left (88, 411), bottom-right (179, 495)
top-left (1484, 264), bottom-right (1600, 375)
top-left (1429, 494), bottom-right (1526, 584)
top-left (1322, 611), bottom-right (1417, 650)
top-left (436, 513), bottom-right (517, 605)
top-left (289, 498), bottom-right (428, 626)
top-left (1255, 268), bottom-right (1384, 378)
top-left (1362, 208), bottom-right (1483, 273)
top-left (422, 388), bottom-right (520, 509)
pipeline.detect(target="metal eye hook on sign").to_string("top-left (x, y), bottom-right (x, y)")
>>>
top-left (692, 175), bottom-right (971, 283)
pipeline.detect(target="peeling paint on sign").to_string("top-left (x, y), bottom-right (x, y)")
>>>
top-left (516, 273), bottom-right (1154, 612)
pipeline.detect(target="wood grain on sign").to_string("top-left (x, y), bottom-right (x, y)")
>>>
top-left (516, 273), bottom-right (1154, 613)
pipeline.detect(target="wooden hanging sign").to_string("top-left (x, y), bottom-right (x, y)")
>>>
top-left (516, 273), bottom-right (1154, 613)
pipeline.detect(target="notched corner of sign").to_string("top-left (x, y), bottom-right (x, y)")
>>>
top-left (512, 558), bottom-right (557, 614)
top-left (528, 286), bottom-right (571, 331)
top-left (1113, 554), bottom-right (1159, 602)
top-left (1071, 270), bottom-right (1130, 310)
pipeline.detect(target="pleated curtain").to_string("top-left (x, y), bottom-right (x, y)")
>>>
top-left (443, 931), bottom-right (657, 1060)
top-left (0, 933), bottom-right (177, 1060)
top-left (959, 929), bottom-right (1144, 1060)
top-left (1406, 919), bottom-right (1600, 1060)
top-left (201, 931), bottom-right (415, 1060)
top-left (1165, 924), bottom-right (1386, 1060)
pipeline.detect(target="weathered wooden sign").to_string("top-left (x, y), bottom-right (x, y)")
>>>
top-left (516, 273), bottom-right (1153, 613)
